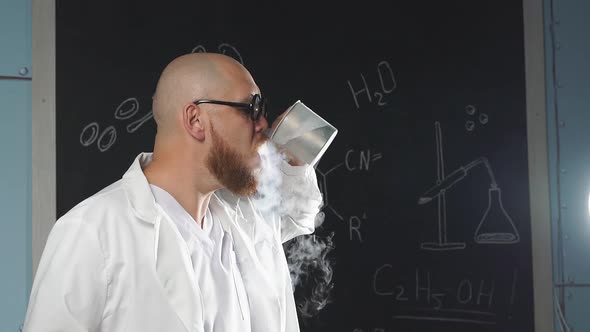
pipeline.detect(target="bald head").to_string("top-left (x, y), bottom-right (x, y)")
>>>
top-left (152, 53), bottom-right (254, 135)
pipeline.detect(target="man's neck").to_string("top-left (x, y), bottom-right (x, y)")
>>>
top-left (143, 156), bottom-right (216, 227)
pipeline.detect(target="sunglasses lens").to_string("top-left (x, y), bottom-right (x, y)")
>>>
top-left (252, 95), bottom-right (264, 120)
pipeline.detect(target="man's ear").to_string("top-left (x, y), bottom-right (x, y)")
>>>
top-left (182, 103), bottom-right (206, 141)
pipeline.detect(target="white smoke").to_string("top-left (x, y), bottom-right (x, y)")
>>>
top-left (252, 141), bottom-right (335, 320)
top-left (284, 228), bottom-right (335, 322)
top-left (251, 141), bottom-right (288, 215)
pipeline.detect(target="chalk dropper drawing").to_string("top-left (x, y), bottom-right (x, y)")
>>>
top-left (417, 121), bottom-right (519, 251)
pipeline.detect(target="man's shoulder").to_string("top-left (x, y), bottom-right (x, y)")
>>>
top-left (58, 179), bottom-right (129, 226)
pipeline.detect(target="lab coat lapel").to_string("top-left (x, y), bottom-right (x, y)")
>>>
top-left (122, 153), bottom-right (203, 332)
top-left (210, 191), bottom-right (256, 242)
top-left (155, 215), bottom-right (203, 332)
top-left (209, 192), bottom-right (283, 332)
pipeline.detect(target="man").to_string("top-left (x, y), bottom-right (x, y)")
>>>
top-left (24, 53), bottom-right (323, 331)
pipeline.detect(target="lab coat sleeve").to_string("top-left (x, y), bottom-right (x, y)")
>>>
top-left (277, 160), bottom-right (323, 243)
top-left (23, 215), bottom-right (108, 331)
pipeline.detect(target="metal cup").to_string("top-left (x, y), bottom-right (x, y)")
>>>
top-left (269, 100), bottom-right (338, 167)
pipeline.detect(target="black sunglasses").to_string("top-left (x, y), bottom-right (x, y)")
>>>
top-left (193, 94), bottom-right (267, 121)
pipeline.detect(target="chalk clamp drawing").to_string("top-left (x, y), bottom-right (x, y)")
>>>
top-left (417, 121), bottom-right (519, 251)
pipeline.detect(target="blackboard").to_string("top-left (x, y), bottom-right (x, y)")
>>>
top-left (56, 0), bottom-right (534, 331)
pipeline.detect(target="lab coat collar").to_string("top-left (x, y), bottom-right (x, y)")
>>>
top-left (122, 152), bottom-right (159, 224)
top-left (121, 152), bottom-right (255, 230)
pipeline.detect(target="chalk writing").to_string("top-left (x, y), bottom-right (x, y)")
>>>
top-left (348, 212), bottom-right (367, 243)
top-left (79, 97), bottom-right (153, 152)
top-left (191, 42), bottom-right (244, 65)
top-left (373, 266), bottom-right (518, 326)
top-left (317, 147), bottom-right (383, 222)
top-left (114, 97), bottom-right (153, 133)
top-left (316, 162), bottom-right (345, 221)
top-left (347, 60), bottom-right (397, 110)
top-left (81, 46), bottom-right (244, 152)
top-left (464, 105), bottom-right (489, 132)
top-left (417, 121), bottom-right (519, 250)
top-left (79, 123), bottom-right (117, 152)
top-left (345, 149), bottom-right (382, 172)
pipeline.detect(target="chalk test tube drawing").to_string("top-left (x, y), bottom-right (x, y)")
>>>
top-left (417, 121), bottom-right (519, 251)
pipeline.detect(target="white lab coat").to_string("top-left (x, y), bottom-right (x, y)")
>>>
top-left (23, 152), bottom-right (323, 332)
